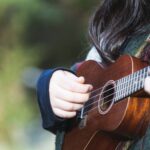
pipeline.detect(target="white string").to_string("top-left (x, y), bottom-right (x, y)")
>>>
top-left (86, 67), bottom-right (148, 103)
top-left (82, 74), bottom-right (145, 116)
top-left (83, 71), bottom-right (146, 110)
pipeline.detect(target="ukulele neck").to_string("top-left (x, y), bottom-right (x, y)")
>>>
top-left (114, 66), bottom-right (149, 102)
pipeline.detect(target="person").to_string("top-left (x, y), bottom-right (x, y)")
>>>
top-left (37, 0), bottom-right (150, 149)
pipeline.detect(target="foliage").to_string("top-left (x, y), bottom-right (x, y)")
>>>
top-left (0, 0), bottom-right (100, 148)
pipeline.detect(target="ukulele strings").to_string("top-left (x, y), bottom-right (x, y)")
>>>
top-left (87, 66), bottom-right (149, 97)
top-left (82, 75), bottom-right (145, 116)
top-left (84, 75), bottom-right (145, 113)
top-left (83, 77), bottom-right (145, 116)
top-left (83, 72), bottom-right (145, 109)
top-left (84, 69), bottom-right (147, 102)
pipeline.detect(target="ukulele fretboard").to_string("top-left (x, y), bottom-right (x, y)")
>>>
top-left (114, 66), bottom-right (149, 102)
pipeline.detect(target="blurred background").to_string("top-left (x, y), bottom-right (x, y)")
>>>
top-left (0, 0), bottom-right (99, 149)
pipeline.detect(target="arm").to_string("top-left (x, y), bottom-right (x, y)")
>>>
top-left (37, 47), bottom-right (99, 134)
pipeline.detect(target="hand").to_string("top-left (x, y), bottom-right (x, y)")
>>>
top-left (49, 70), bottom-right (93, 119)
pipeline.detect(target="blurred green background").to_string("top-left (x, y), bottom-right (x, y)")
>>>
top-left (0, 0), bottom-right (99, 149)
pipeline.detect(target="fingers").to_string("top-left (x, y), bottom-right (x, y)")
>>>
top-left (58, 78), bottom-right (92, 93)
top-left (144, 77), bottom-right (150, 94)
top-left (54, 71), bottom-right (93, 93)
top-left (52, 98), bottom-right (83, 111)
top-left (64, 71), bottom-right (84, 83)
top-left (53, 108), bottom-right (76, 119)
top-left (53, 84), bottom-right (90, 103)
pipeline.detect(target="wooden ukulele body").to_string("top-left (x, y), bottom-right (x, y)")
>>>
top-left (62, 55), bottom-right (150, 150)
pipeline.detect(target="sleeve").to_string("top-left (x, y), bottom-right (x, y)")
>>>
top-left (37, 47), bottom-right (100, 134)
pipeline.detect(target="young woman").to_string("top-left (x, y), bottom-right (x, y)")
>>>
top-left (37, 0), bottom-right (150, 149)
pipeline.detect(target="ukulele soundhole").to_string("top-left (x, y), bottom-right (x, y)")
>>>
top-left (98, 80), bottom-right (115, 115)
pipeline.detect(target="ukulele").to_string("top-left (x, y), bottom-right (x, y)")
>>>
top-left (62, 55), bottom-right (150, 150)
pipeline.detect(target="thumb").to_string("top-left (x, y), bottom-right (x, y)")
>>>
top-left (64, 71), bottom-right (85, 83)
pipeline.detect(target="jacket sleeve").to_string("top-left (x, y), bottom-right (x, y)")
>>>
top-left (37, 67), bottom-right (78, 134)
top-left (36, 47), bottom-right (98, 134)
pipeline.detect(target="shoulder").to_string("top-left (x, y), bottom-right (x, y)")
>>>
top-left (86, 47), bottom-right (102, 62)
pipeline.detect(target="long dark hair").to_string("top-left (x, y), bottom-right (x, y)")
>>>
top-left (89, 0), bottom-right (150, 62)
